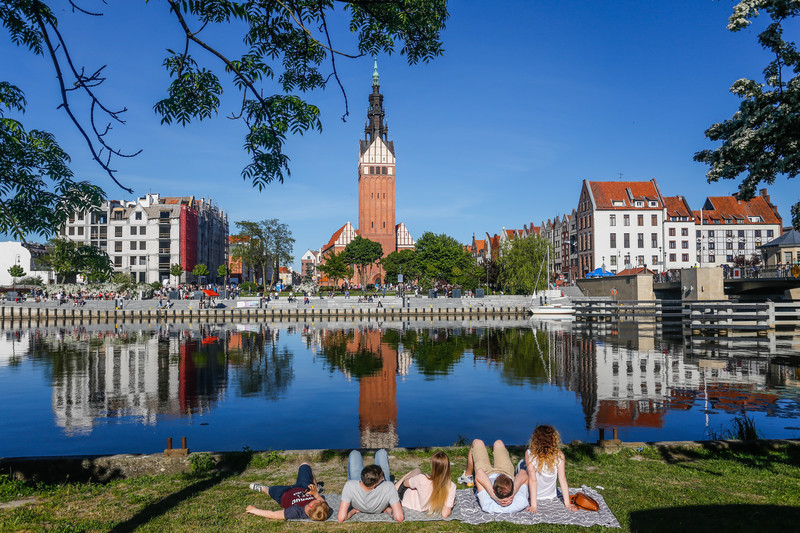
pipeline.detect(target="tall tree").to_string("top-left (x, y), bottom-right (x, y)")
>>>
top-left (413, 232), bottom-right (474, 289)
top-left (318, 250), bottom-right (353, 288)
top-left (39, 238), bottom-right (111, 284)
top-left (1, 2), bottom-right (447, 237)
top-left (381, 249), bottom-right (418, 284)
top-left (497, 235), bottom-right (552, 294)
top-left (694, 0), bottom-right (800, 228)
top-left (261, 218), bottom-right (295, 288)
top-left (8, 264), bottom-right (25, 288)
top-left (170, 263), bottom-right (184, 285)
top-left (231, 221), bottom-right (270, 285)
top-left (192, 263), bottom-right (210, 281)
top-left (76, 244), bottom-right (112, 283)
top-left (343, 235), bottom-right (383, 288)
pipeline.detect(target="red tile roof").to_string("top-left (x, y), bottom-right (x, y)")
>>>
top-left (698, 195), bottom-right (781, 225)
top-left (616, 266), bottom-right (657, 276)
top-left (322, 223), bottom-right (348, 252)
top-left (663, 196), bottom-right (693, 218)
top-left (589, 181), bottom-right (662, 210)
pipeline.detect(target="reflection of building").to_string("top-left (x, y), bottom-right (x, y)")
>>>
top-left (46, 329), bottom-right (228, 434)
top-left (355, 329), bottom-right (398, 448)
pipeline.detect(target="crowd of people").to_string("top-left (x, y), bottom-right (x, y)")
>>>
top-left (245, 425), bottom-right (577, 523)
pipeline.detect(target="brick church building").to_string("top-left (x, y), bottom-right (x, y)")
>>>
top-left (319, 60), bottom-right (415, 286)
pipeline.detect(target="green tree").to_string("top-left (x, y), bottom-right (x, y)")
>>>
top-left (40, 238), bottom-right (79, 284)
top-left (497, 235), bottom-right (552, 294)
top-left (231, 221), bottom-right (270, 285)
top-left (192, 263), bottom-right (210, 280)
top-left (1, 2), bottom-right (446, 237)
top-left (217, 263), bottom-right (230, 286)
top-left (262, 219), bottom-right (295, 288)
top-left (413, 232), bottom-right (474, 289)
top-left (8, 264), bottom-right (25, 287)
top-left (170, 263), bottom-right (184, 285)
top-left (694, 1), bottom-right (800, 229)
top-left (0, 82), bottom-right (105, 241)
top-left (318, 250), bottom-right (353, 288)
top-left (343, 236), bottom-right (383, 289)
top-left (76, 245), bottom-right (112, 283)
top-left (381, 249), bottom-right (418, 284)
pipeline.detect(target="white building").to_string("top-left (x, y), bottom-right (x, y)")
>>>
top-left (59, 193), bottom-right (228, 284)
top-left (0, 241), bottom-right (55, 285)
top-left (662, 196), bottom-right (697, 270)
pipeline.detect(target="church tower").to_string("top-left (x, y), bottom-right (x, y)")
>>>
top-left (358, 59), bottom-right (397, 258)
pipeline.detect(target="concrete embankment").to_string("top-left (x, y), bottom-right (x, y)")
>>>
top-left (0, 295), bottom-right (532, 323)
top-left (4, 439), bottom-right (797, 484)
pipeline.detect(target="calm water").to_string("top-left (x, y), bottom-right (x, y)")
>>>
top-left (1, 318), bottom-right (799, 458)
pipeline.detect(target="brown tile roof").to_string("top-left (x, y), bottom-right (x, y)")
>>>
top-left (616, 266), bottom-right (657, 276)
top-left (323, 223), bottom-right (349, 252)
top-left (589, 181), bottom-right (662, 210)
top-left (699, 195), bottom-right (781, 225)
top-left (663, 196), bottom-right (693, 218)
top-left (474, 239), bottom-right (486, 252)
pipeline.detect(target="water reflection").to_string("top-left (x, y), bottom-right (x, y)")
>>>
top-left (1, 320), bottom-right (800, 456)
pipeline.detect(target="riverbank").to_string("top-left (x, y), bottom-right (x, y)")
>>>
top-left (2, 440), bottom-right (799, 532)
top-left (0, 294), bottom-right (534, 323)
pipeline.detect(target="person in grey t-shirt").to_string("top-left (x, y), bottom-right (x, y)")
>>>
top-left (337, 449), bottom-right (404, 523)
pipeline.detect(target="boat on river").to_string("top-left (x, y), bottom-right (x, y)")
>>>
top-left (529, 290), bottom-right (575, 317)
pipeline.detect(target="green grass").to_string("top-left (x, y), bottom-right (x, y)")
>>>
top-left (1, 442), bottom-right (799, 532)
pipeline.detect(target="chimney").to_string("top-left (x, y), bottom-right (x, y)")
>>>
top-left (760, 188), bottom-right (770, 204)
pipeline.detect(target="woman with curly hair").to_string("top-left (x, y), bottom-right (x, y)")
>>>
top-left (394, 451), bottom-right (457, 518)
top-left (521, 425), bottom-right (577, 513)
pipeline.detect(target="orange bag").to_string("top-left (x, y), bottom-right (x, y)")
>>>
top-left (570, 492), bottom-right (599, 511)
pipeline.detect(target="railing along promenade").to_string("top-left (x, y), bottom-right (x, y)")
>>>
top-left (0, 295), bottom-right (531, 325)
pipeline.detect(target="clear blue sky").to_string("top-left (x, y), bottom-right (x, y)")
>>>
top-left (2, 1), bottom-right (796, 270)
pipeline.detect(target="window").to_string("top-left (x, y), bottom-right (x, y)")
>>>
top-left (382, 166), bottom-right (387, 175)
top-left (160, 211), bottom-right (170, 219)
top-left (624, 215), bottom-right (630, 226)
top-left (77, 227), bottom-right (84, 236)
top-left (726, 230), bottom-right (733, 237)
top-left (727, 255), bottom-right (734, 262)
top-left (738, 242), bottom-right (745, 250)
top-left (114, 257), bottom-right (122, 267)
top-left (681, 228), bottom-right (688, 236)
top-left (651, 215), bottom-right (657, 226)
top-left (785, 252), bottom-right (793, 263)
top-left (651, 233), bottom-right (658, 247)
top-left (669, 228), bottom-right (676, 237)
top-left (755, 230), bottom-right (761, 237)
top-left (669, 253), bottom-right (676, 261)
top-left (738, 230), bottom-right (745, 237)
top-left (135, 211), bottom-right (142, 220)
top-left (140, 256), bottom-right (146, 264)
top-left (131, 257), bottom-right (137, 266)
top-left (669, 241), bottom-right (676, 249)
top-left (77, 213), bottom-right (84, 221)
top-left (649, 201), bottom-right (658, 207)
top-left (131, 226), bottom-right (137, 236)
top-left (682, 254), bottom-right (689, 262)
top-left (637, 214), bottom-right (644, 226)
top-left (682, 241), bottom-right (689, 249)
top-left (114, 242), bottom-right (122, 252)
top-left (637, 233), bottom-right (644, 248)
top-left (652, 255), bottom-right (659, 265)
top-left (610, 215), bottom-right (616, 226)
top-left (726, 242), bottom-right (733, 249)
top-left (610, 256), bottom-right (617, 266)
top-left (610, 233), bottom-right (616, 247)
top-left (68, 227), bottom-right (74, 235)
top-left (696, 230), bottom-right (701, 238)
top-left (637, 255), bottom-right (645, 266)
top-left (635, 201), bottom-right (644, 207)
top-left (709, 254), bottom-right (715, 262)
top-left (708, 242), bottom-right (715, 250)
top-left (624, 233), bottom-right (630, 248)
top-left (708, 230), bottom-right (715, 237)
top-left (130, 242), bottom-right (137, 250)
top-left (370, 166), bottom-right (374, 174)
top-left (767, 230), bottom-right (774, 237)
top-left (115, 227), bottom-right (122, 237)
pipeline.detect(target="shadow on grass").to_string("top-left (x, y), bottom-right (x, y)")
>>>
top-left (109, 450), bottom-right (253, 533)
top-left (655, 440), bottom-right (800, 471)
top-left (629, 504), bottom-right (800, 533)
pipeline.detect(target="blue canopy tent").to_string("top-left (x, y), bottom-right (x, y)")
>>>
top-left (586, 267), bottom-right (615, 278)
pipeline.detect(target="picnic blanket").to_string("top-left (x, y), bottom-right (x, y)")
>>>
top-left (456, 486), bottom-right (620, 528)
top-left (298, 486), bottom-right (619, 527)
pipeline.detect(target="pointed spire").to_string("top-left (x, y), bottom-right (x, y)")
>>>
top-left (372, 57), bottom-right (380, 87)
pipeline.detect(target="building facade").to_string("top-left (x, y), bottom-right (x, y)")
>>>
top-left (319, 61), bottom-right (415, 286)
top-left (59, 193), bottom-right (228, 284)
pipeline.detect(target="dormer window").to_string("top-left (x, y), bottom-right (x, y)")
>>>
top-left (611, 200), bottom-right (625, 207)
top-left (648, 201), bottom-right (658, 207)
top-left (634, 201), bottom-right (644, 207)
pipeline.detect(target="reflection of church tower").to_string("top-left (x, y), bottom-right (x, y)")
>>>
top-left (355, 329), bottom-right (399, 448)
top-left (358, 60), bottom-right (397, 258)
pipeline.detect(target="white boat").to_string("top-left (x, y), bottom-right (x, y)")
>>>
top-left (529, 290), bottom-right (574, 317)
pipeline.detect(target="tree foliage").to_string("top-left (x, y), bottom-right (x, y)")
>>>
top-left (318, 250), bottom-right (353, 288)
top-left (343, 235), bottom-right (382, 287)
top-left (39, 238), bottom-right (111, 283)
top-left (413, 231), bottom-right (477, 289)
top-left (381, 249), bottom-right (417, 284)
top-left (0, 1), bottom-right (447, 238)
top-left (170, 263), bottom-right (184, 284)
top-left (231, 219), bottom-right (294, 286)
top-left (192, 263), bottom-right (210, 278)
top-left (0, 81), bottom-right (105, 241)
top-left (497, 235), bottom-right (552, 294)
top-left (694, 0), bottom-right (800, 228)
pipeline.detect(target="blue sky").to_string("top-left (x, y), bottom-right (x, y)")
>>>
top-left (2, 1), bottom-right (796, 269)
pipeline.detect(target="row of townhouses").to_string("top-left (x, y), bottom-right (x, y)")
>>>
top-left (57, 193), bottom-right (229, 284)
top-left (469, 179), bottom-right (783, 282)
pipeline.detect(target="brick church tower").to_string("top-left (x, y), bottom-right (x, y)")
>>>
top-left (358, 60), bottom-right (397, 257)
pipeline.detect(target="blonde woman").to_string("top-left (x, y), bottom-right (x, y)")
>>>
top-left (522, 425), bottom-right (577, 513)
top-left (394, 451), bottom-right (457, 518)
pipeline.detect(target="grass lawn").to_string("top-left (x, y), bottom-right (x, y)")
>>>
top-left (2, 442), bottom-right (799, 532)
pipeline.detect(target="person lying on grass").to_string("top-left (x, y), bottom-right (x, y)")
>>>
top-left (394, 451), bottom-right (457, 518)
top-left (519, 425), bottom-right (577, 514)
top-left (338, 449), bottom-right (404, 523)
top-left (245, 463), bottom-right (331, 521)
top-left (461, 438), bottom-right (529, 513)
